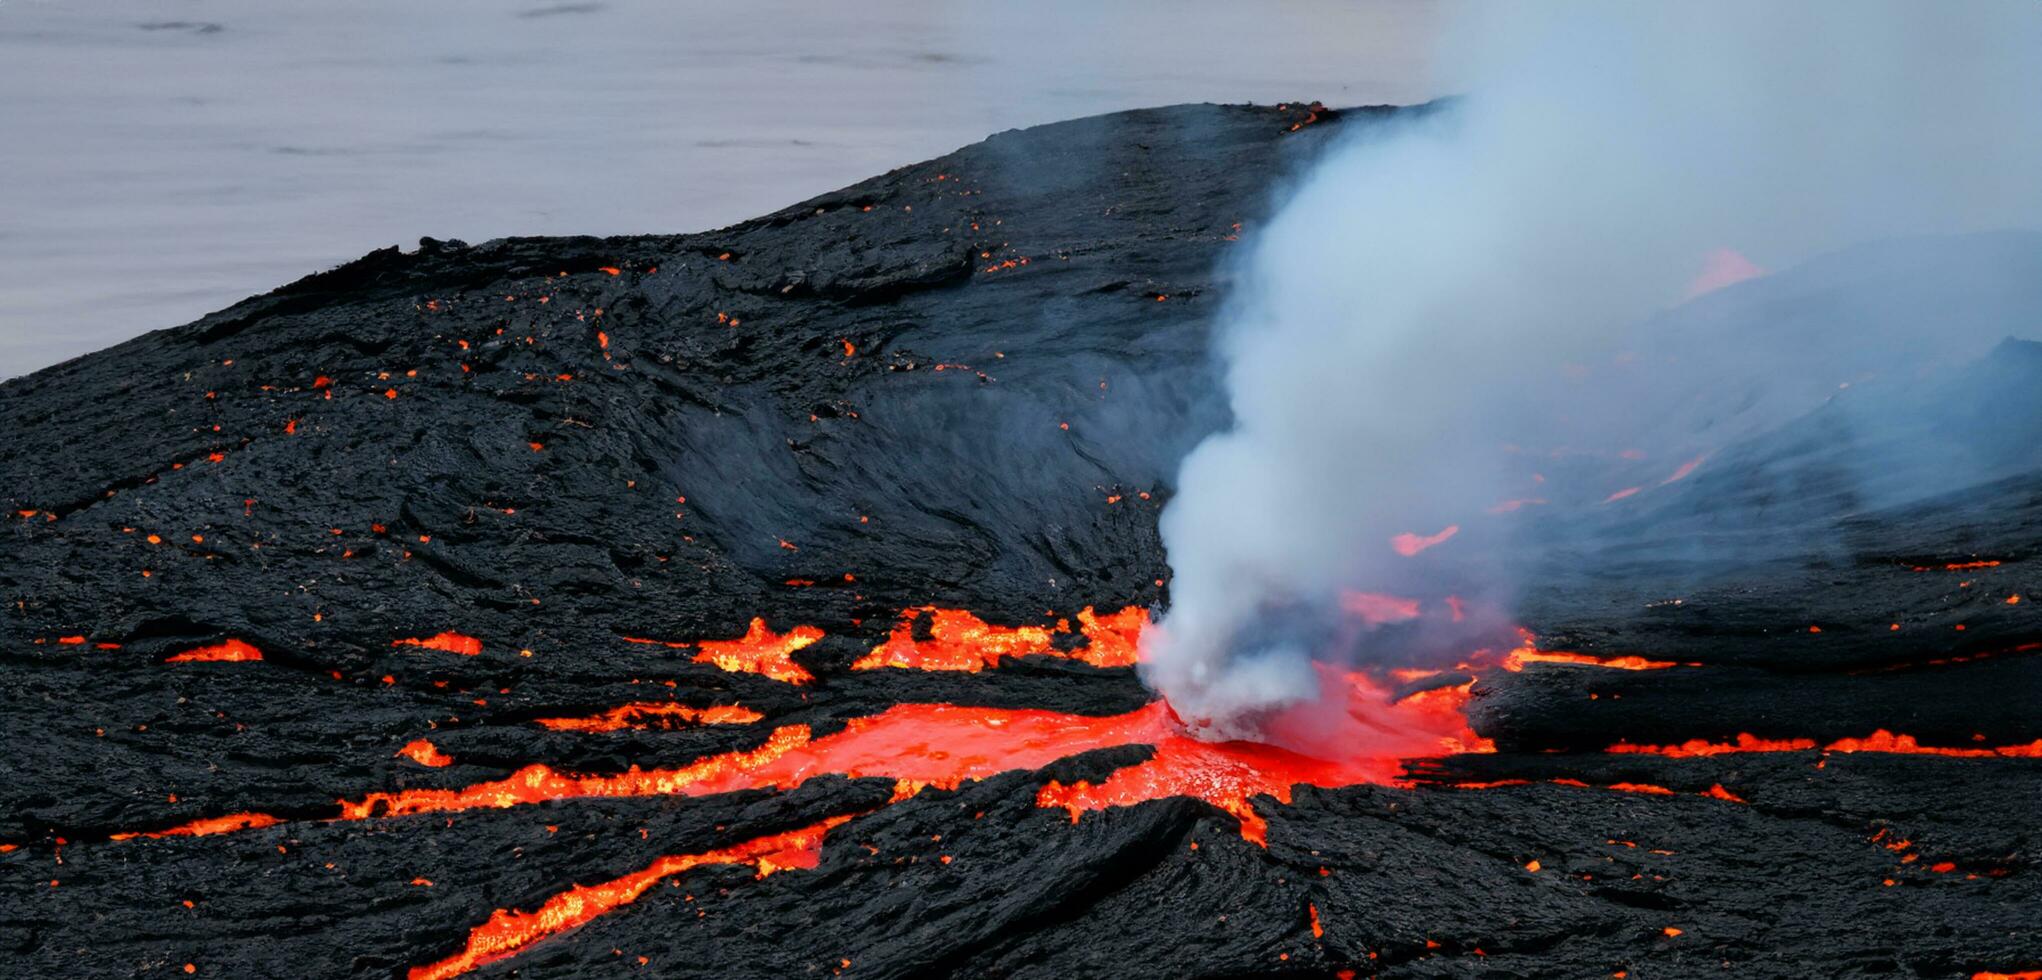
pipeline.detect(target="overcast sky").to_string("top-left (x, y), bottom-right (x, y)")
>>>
top-left (0, 0), bottom-right (1441, 376)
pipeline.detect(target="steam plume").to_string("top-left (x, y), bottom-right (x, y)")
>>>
top-left (1143, 1), bottom-right (2042, 735)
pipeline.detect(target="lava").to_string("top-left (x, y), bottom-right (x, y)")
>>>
top-left (1608, 730), bottom-right (2042, 758)
top-left (850, 605), bottom-right (1147, 672)
top-left (1389, 525), bottom-right (1459, 557)
top-left (407, 815), bottom-right (850, 980)
top-left (533, 703), bottom-right (765, 733)
top-left (1339, 591), bottom-right (1423, 626)
top-left (104, 663), bottom-right (1488, 846)
top-left (1502, 647), bottom-right (1688, 671)
top-left (165, 639), bottom-right (263, 663)
top-left (109, 813), bottom-right (282, 841)
top-left (392, 633), bottom-right (483, 656)
top-left (693, 618), bottom-right (823, 684)
top-left (398, 740), bottom-right (456, 767)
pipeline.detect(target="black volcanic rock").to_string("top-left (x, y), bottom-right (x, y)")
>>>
top-left (5, 102), bottom-right (2042, 979)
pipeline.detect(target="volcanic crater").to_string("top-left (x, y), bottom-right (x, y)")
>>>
top-left (3, 102), bottom-right (2039, 979)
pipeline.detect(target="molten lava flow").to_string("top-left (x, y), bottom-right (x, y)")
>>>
top-left (1073, 605), bottom-right (1148, 667)
top-left (850, 605), bottom-right (1148, 672)
top-left (1339, 591), bottom-right (1423, 626)
top-left (393, 633), bottom-right (483, 656)
top-left (693, 618), bottom-right (823, 684)
top-left (166, 639), bottom-right (263, 663)
top-left (122, 667), bottom-right (1487, 846)
top-left (109, 813), bottom-right (282, 841)
top-left (1390, 525), bottom-right (1459, 557)
top-left (1502, 639), bottom-right (1688, 671)
top-left (1042, 669), bottom-right (1492, 845)
top-left (533, 703), bottom-right (765, 733)
top-left (853, 608), bottom-right (1056, 671)
top-left (407, 815), bottom-right (850, 980)
top-left (398, 740), bottom-right (455, 767)
top-left (1661, 455), bottom-right (1706, 484)
top-left (1608, 730), bottom-right (2042, 758)
top-left (1683, 247), bottom-right (1766, 299)
top-left (1911, 560), bottom-right (2003, 572)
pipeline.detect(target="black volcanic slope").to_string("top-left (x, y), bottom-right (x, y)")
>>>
top-left (4, 103), bottom-right (2041, 979)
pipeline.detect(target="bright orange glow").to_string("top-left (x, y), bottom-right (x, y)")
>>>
top-left (533, 703), bottom-right (765, 733)
top-left (1073, 605), bottom-right (1148, 667)
top-left (166, 639), bottom-right (263, 663)
top-left (1912, 560), bottom-right (2002, 572)
top-left (393, 633), bottom-right (483, 656)
top-left (1502, 647), bottom-right (1685, 671)
top-left (1339, 591), bottom-right (1423, 626)
top-left (1974, 972), bottom-right (2042, 980)
top-left (131, 668), bottom-right (1487, 846)
top-left (398, 740), bottom-right (455, 768)
top-left (407, 816), bottom-right (848, 980)
top-left (1390, 525), bottom-right (1459, 557)
top-left (1661, 455), bottom-right (1706, 484)
top-left (851, 605), bottom-right (1149, 672)
top-left (109, 812), bottom-right (282, 841)
top-left (694, 618), bottom-right (823, 684)
top-left (1609, 730), bottom-right (2042, 758)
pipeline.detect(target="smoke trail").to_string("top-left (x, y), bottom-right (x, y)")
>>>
top-left (1143, 1), bottom-right (2042, 736)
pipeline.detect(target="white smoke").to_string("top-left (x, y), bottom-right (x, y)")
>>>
top-left (1143, 1), bottom-right (2042, 735)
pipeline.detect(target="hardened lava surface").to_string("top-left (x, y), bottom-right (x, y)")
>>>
top-left (4, 102), bottom-right (2041, 979)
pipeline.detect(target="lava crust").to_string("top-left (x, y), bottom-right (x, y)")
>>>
top-left (4, 101), bottom-right (2040, 979)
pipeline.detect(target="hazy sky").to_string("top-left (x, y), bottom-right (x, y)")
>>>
top-left (0, 0), bottom-right (1441, 376)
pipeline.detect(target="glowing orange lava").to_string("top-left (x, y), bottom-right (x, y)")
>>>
top-left (166, 639), bottom-right (263, 663)
top-left (393, 633), bottom-right (483, 656)
top-left (407, 816), bottom-right (849, 980)
top-left (118, 666), bottom-right (1487, 846)
top-left (1501, 648), bottom-right (1686, 671)
top-left (533, 703), bottom-right (765, 733)
top-left (851, 605), bottom-right (1147, 672)
top-left (109, 813), bottom-right (282, 841)
top-left (1390, 525), bottom-right (1459, 557)
top-left (1608, 730), bottom-right (2042, 758)
top-left (398, 740), bottom-right (456, 767)
top-left (693, 618), bottom-right (823, 684)
top-left (1339, 591), bottom-right (1423, 626)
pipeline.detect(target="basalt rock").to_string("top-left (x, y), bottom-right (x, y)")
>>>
top-left (3, 101), bottom-right (2039, 979)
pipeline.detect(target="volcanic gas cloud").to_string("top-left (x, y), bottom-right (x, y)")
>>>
top-left (1143, 0), bottom-right (2042, 736)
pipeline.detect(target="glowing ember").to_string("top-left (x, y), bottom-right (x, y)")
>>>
top-left (694, 618), bottom-right (823, 684)
top-left (533, 703), bottom-right (765, 733)
top-left (393, 633), bottom-right (483, 656)
top-left (407, 816), bottom-right (849, 980)
top-left (166, 639), bottom-right (263, 663)
top-left (1389, 525), bottom-right (1459, 557)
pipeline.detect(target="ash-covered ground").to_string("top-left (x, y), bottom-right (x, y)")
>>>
top-left (3, 103), bottom-right (2039, 979)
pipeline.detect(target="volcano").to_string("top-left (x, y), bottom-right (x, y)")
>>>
top-left (4, 102), bottom-right (2040, 979)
